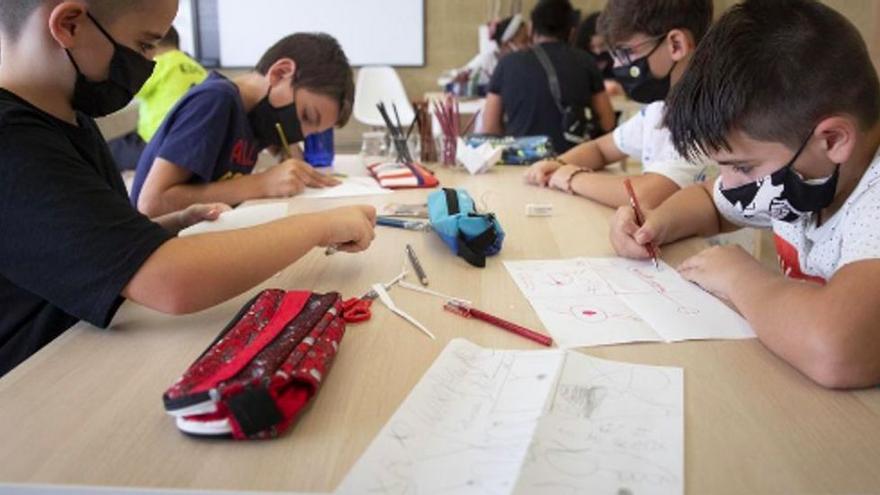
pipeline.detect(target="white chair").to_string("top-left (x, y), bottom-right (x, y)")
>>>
top-left (354, 66), bottom-right (415, 128)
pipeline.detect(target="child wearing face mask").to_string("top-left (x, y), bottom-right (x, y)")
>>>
top-left (0, 1), bottom-right (377, 377)
top-left (610, 0), bottom-right (880, 389)
top-left (131, 33), bottom-right (349, 217)
top-left (524, 0), bottom-right (713, 210)
top-left (572, 12), bottom-right (623, 97)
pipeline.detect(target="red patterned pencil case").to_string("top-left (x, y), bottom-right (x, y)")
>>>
top-left (367, 161), bottom-right (439, 189)
top-left (163, 289), bottom-right (346, 440)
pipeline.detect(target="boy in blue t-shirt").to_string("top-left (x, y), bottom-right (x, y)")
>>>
top-left (132, 33), bottom-right (348, 216)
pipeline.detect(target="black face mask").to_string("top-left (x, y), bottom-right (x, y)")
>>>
top-left (612, 38), bottom-right (675, 104)
top-left (66, 12), bottom-right (156, 118)
top-left (720, 131), bottom-right (840, 223)
top-left (247, 88), bottom-right (304, 149)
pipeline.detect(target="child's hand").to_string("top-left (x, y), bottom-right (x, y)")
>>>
top-left (261, 160), bottom-right (340, 197)
top-left (609, 205), bottom-right (664, 259)
top-left (282, 159), bottom-right (341, 188)
top-left (524, 159), bottom-right (564, 186)
top-left (678, 245), bottom-right (760, 300)
top-left (316, 205), bottom-right (377, 253)
top-left (178, 203), bottom-right (232, 230)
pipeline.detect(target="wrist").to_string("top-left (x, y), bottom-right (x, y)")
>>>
top-left (298, 211), bottom-right (333, 247)
top-left (245, 173), bottom-right (268, 197)
top-left (565, 167), bottom-right (592, 194)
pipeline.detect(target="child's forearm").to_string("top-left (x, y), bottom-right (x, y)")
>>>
top-left (560, 140), bottom-right (615, 172)
top-left (145, 175), bottom-right (263, 216)
top-left (726, 262), bottom-right (880, 389)
top-left (569, 172), bottom-right (680, 210)
top-left (124, 212), bottom-right (326, 314)
top-left (653, 182), bottom-right (724, 244)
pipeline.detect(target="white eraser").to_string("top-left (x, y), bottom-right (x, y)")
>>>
top-left (526, 203), bottom-right (553, 217)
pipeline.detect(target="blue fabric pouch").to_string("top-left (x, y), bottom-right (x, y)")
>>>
top-left (427, 188), bottom-right (505, 268)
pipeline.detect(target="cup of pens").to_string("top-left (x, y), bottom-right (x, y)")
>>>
top-left (433, 95), bottom-right (459, 167)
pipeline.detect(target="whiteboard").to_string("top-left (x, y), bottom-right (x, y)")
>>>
top-left (215, 0), bottom-right (425, 67)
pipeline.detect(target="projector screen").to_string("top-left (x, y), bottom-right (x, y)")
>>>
top-left (215, 0), bottom-right (425, 67)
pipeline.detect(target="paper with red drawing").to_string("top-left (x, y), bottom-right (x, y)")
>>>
top-left (504, 257), bottom-right (755, 348)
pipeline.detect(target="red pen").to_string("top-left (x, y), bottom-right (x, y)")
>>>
top-left (624, 178), bottom-right (660, 270)
top-left (443, 301), bottom-right (553, 347)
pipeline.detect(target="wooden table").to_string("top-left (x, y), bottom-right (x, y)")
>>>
top-left (1, 165), bottom-right (879, 494)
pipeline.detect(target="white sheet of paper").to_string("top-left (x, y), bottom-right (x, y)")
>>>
top-left (178, 203), bottom-right (288, 237)
top-left (505, 257), bottom-right (754, 348)
top-left (513, 351), bottom-right (684, 495)
top-left (299, 177), bottom-right (392, 199)
top-left (336, 339), bottom-right (684, 495)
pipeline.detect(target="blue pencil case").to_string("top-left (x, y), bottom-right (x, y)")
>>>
top-left (427, 188), bottom-right (504, 268)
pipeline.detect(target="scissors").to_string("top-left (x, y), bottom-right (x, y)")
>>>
top-left (342, 272), bottom-right (406, 323)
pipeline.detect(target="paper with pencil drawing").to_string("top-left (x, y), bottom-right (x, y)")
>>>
top-left (179, 203), bottom-right (288, 237)
top-left (336, 338), bottom-right (684, 495)
top-left (504, 257), bottom-right (755, 349)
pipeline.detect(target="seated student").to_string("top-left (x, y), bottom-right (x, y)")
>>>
top-left (480, 0), bottom-right (616, 155)
top-left (131, 33), bottom-right (345, 217)
top-left (572, 12), bottom-right (624, 96)
top-left (524, 0), bottom-right (713, 210)
top-left (0, 0), bottom-right (376, 377)
top-left (610, 0), bottom-right (880, 389)
top-left (107, 26), bottom-right (208, 171)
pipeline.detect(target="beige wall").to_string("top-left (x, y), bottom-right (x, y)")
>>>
top-left (394, 0), bottom-right (880, 100)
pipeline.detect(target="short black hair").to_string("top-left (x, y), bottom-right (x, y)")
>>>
top-left (598, 0), bottom-right (713, 46)
top-left (160, 25), bottom-right (179, 49)
top-left (573, 12), bottom-right (601, 51)
top-left (256, 33), bottom-right (354, 128)
top-left (664, 0), bottom-right (880, 160)
top-left (0, 0), bottom-right (136, 40)
top-left (531, 0), bottom-right (576, 41)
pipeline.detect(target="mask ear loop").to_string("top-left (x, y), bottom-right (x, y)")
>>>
top-left (785, 127), bottom-right (818, 172)
top-left (65, 11), bottom-right (115, 77)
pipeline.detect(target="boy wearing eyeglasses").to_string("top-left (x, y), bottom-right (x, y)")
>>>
top-left (525, 0), bottom-right (713, 209)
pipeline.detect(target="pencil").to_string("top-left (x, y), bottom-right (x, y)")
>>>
top-left (624, 178), bottom-right (660, 270)
top-left (275, 123), bottom-right (292, 160)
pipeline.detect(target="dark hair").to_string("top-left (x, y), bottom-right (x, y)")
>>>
top-left (664, 0), bottom-right (880, 160)
top-left (160, 25), bottom-right (180, 49)
top-left (598, 0), bottom-right (713, 46)
top-left (0, 0), bottom-right (135, 40)
top-left (530, 0), bottom-right (576, 40)
top-left (573, 12), bottom-right (601, 52)
top-left (256, 33), bottom-right (354, 128)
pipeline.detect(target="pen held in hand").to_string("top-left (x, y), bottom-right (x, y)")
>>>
top-left (623, 178), bottom-right (660, 270)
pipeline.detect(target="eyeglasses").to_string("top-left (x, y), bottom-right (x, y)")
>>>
top-left (609, 34), bottom-right (666, 66)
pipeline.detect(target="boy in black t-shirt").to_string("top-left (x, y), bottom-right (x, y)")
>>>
top-left (0, 0), bottom-right (376, 377)
top-left (481, 0), bottom-right (616, 154)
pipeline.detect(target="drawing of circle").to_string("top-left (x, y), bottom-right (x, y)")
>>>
top-left (571, 306), bottom-right (608, 323)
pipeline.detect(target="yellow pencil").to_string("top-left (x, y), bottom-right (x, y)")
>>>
top-left (275, 123), bottom-right (293, 160)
